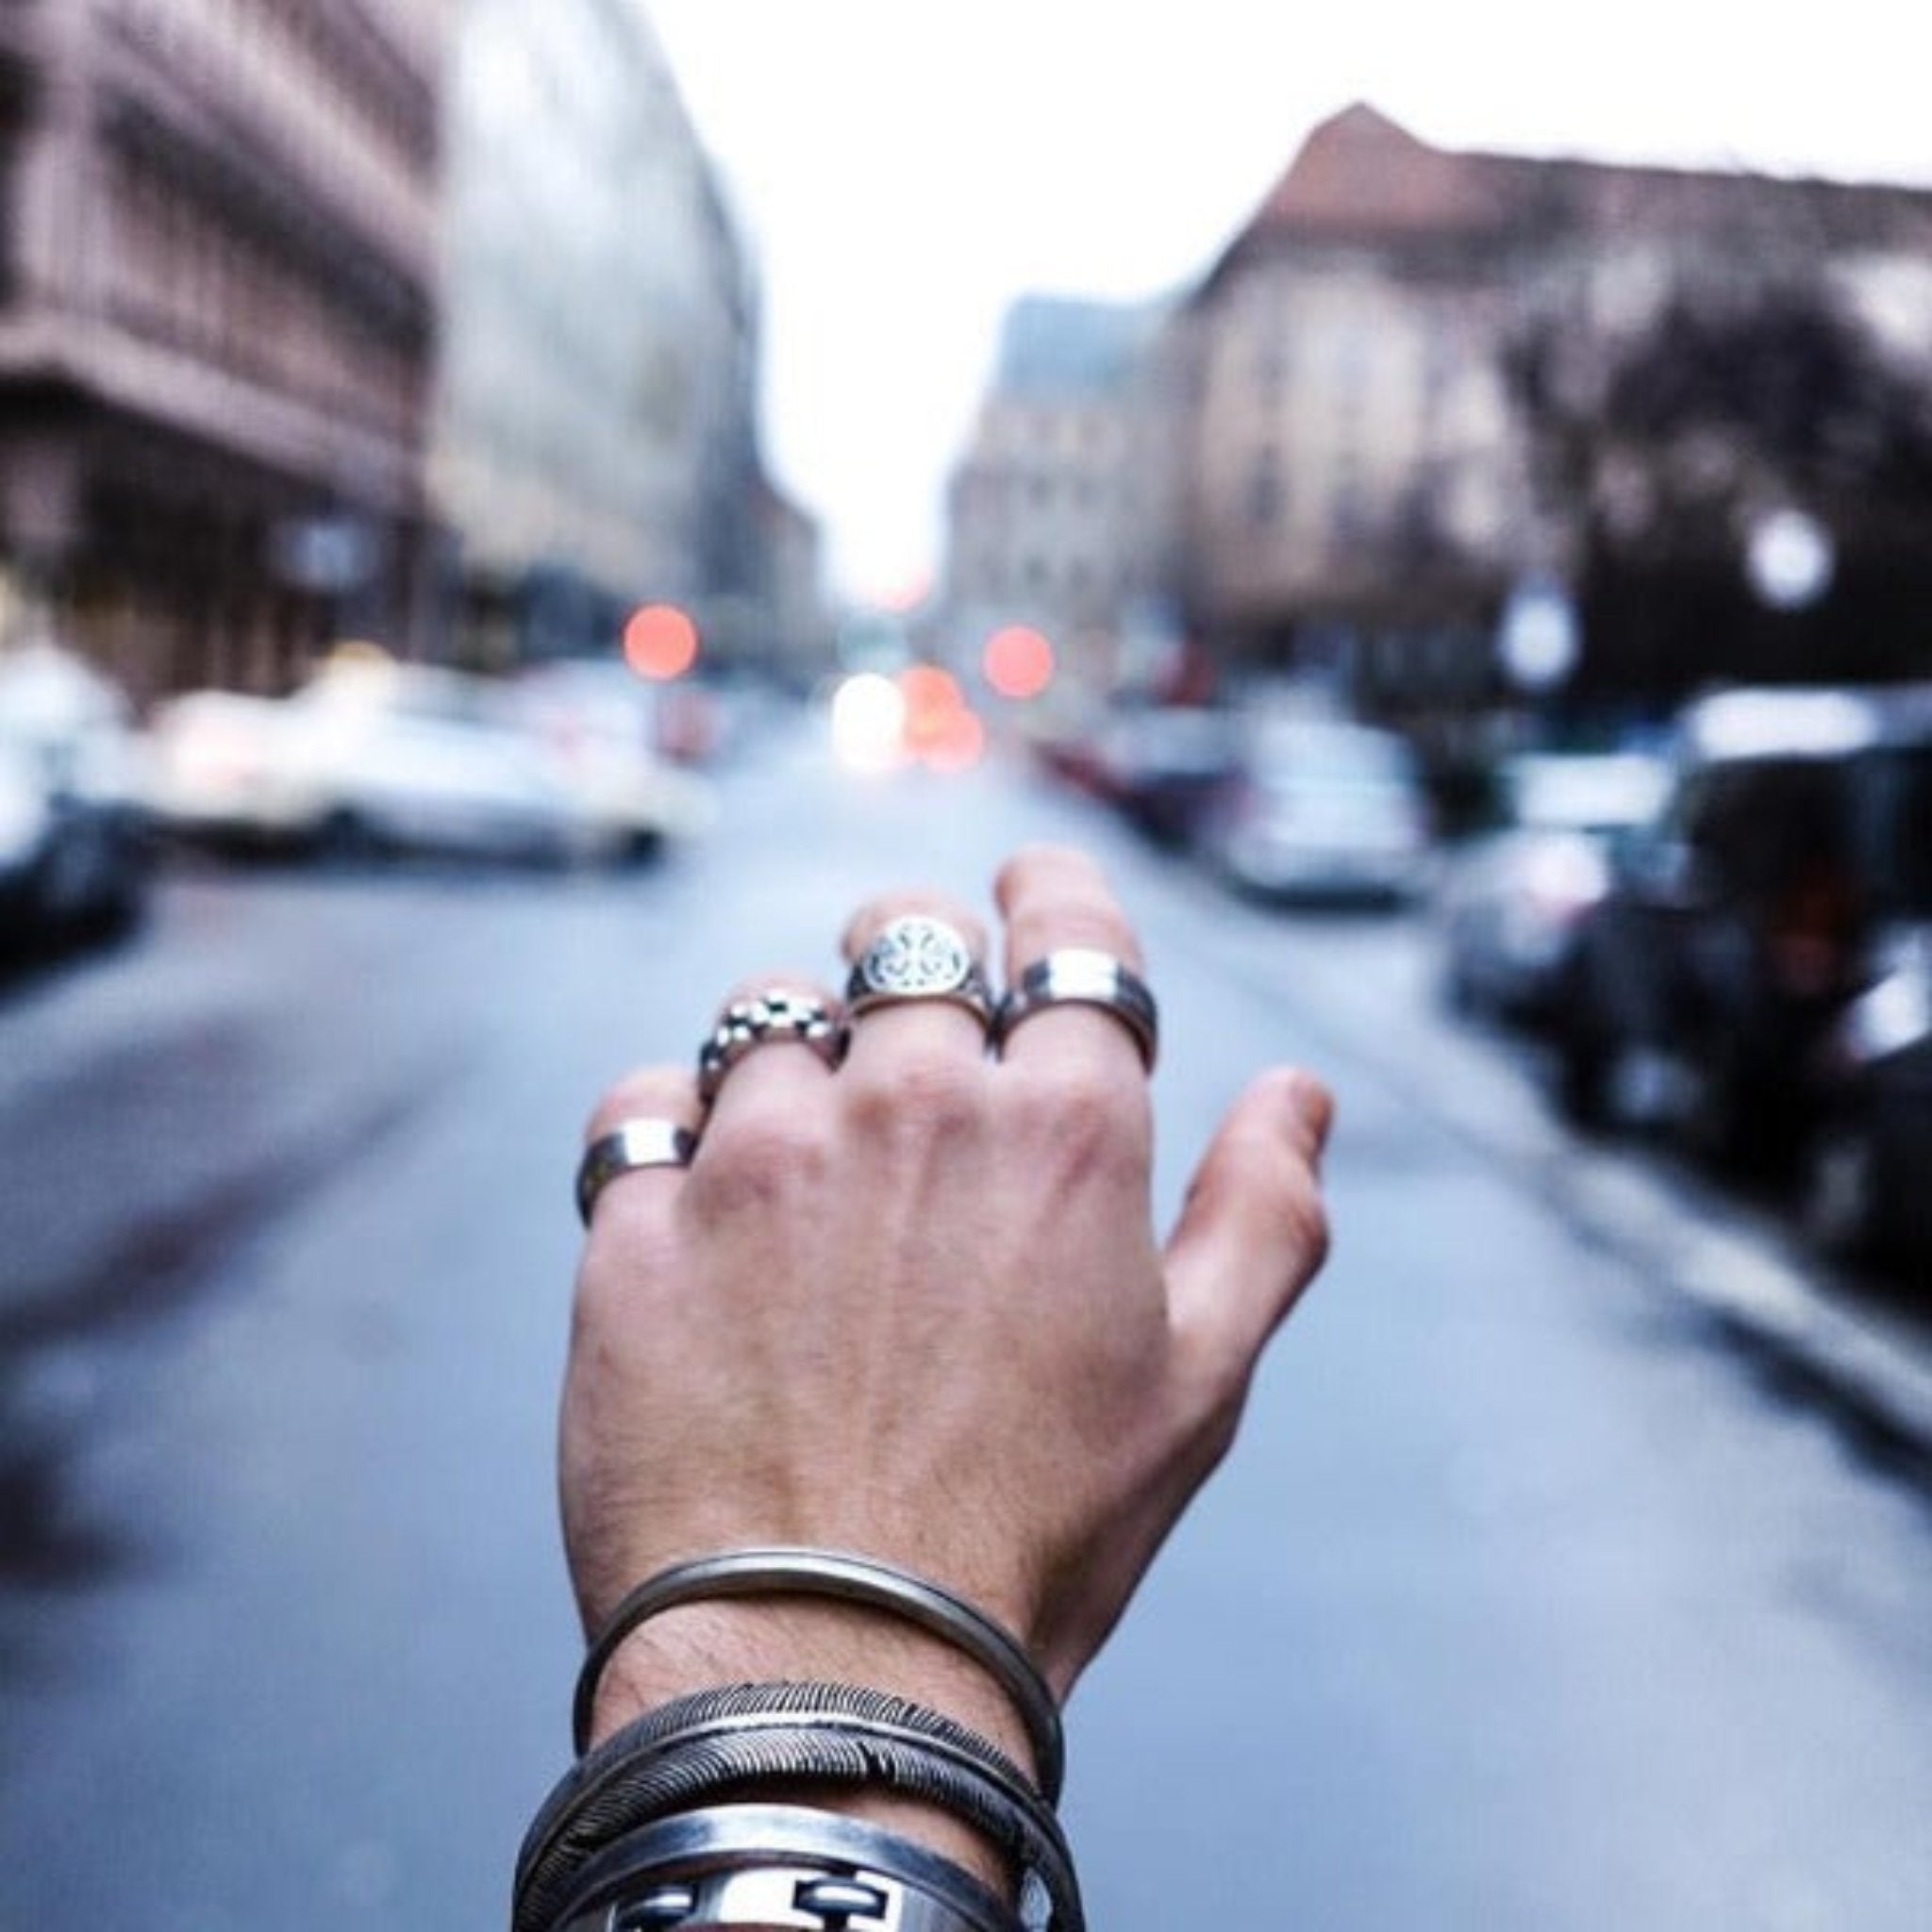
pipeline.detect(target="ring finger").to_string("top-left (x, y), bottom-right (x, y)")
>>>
top-left (694, 973), bottom-right (847, 1127)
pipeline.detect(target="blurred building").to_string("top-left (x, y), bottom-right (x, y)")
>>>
top-left (941, 293), bottom-right (1179, 706)
top-left (0, 0), bottom-right (450, 703)
top-left (1167, 104), bottom-right (1932, 726)
top-left (429, 0), bottom-right (824, 682)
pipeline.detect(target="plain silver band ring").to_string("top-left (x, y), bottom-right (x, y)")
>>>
top-left (991, 948), bottom-right (1159, 1072)
top-left (845, 914), bottom-right (996, 1029)
top-left (575, 1118), bottom-right (697, 1225)
top-left (696, 989), bottom-right (847, 1104)
top-left (573, 1545), bottom-right (1065, 1803)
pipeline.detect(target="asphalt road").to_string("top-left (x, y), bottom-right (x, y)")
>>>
top-left (3, 715), bottom-right (1930, 1930)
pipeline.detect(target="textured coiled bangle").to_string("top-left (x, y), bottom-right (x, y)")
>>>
top-left (516, 1683), bottom-right (1081, 1932)
top-left (573, 1547), bottom-right (1065, 1805)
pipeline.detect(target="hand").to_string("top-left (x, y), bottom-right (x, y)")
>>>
top-left (560, 844), bottom-right (1332, 1817)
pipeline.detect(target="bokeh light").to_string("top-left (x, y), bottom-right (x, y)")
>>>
top-left (897, 663), bottom-right (984, 773)
top-left (829, 671), bottom-right (908, 774)
top-left (623, 603), bottom-right (699, 681)
top-left (982, 625), bottom-right (1055, 700)
top-left (923, 704), bottom-right (986, 774)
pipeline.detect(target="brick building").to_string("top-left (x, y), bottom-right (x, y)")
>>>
top-left (0, 0), bottom-right (450, 703)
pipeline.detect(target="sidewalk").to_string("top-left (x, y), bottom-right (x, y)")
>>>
top-left (1160, 860), bottom-right (1932, 1470)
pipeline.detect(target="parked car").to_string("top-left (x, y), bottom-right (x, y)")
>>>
top-left (0, 640), bottom-right (150, 952)
top-left (1438, 751), bottom-right (1670, 1023)
top-left (511, 660), bottom-right (716, 859)
top-left (143, 656), bottom-right (624, 865)
top-left (1802, 924), bottom-right (1932, 1264)
top-left (1196, 715), bottom-right (1430, 904)
top-left (1091, 705), bottom-right (1238, 846)
top-left (1553, 685), bottom-right (1932, 1261)
top-left (141, 686), bottom-right (323, 850)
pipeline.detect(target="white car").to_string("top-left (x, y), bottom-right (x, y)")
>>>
top-left (511, 660), bottom-right (716, 859)
top-left (142, 688), bottom-right (324, 848)
top-left (1198, 717), bottom-right (1431, 904)
top-left (143, 658), bottom-right (622, 865)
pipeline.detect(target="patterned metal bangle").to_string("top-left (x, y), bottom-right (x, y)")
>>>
top-left (573, 1549), bottom-right (1065, 1806)
top-left (517, 1685), bottom-right (1079, 1932)
top-left (544, 1804), bottom-right (1024, 1932)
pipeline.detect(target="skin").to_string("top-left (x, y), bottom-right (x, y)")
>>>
top-left (559, 843), bottom-right (1333, 1890)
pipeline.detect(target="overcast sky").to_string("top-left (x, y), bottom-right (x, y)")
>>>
top-left (641, 1), bottom-right (1931, 606)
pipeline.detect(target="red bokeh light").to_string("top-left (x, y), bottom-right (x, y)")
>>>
top-left (624, 603), bottom-right (699, 681)
top-left (982, 625), bottom-right (1055, 700)
top-left (924, 706), bottom-right (986, 774)
top-left (894, 663), bottom-right (983, 773)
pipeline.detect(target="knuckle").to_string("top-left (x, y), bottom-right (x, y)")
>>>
top-left (688, 1107), bottom-right (831, 1213)
top-left (1009, 1060), bottom-right (1150, 1177)
top-left (843, 1046), bottom-right (988, 1145)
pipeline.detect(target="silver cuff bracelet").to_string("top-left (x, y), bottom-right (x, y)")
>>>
top-left (549, 1803), bottom-right (1024, 1932)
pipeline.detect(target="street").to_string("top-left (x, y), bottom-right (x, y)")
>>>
top-left (4, 715), bottom-right (1932, 1931)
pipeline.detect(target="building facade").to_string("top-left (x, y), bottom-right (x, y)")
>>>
top-left (1170, 104), bottom-right (1932, 723)
top-left (0, 0), bottom-right (449, 701)
top-left (941, 294), bottom-right (1178, 704)
top-left (429, 0), bottom-right (808, 678)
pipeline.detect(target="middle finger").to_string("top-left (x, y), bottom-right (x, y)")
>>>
top-left (839, 891), bottom-right (996, 1074)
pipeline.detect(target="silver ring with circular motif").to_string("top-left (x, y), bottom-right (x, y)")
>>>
top-left (991, 948), bottom-right (1159, 1072)
top-left (576, 1118), bottom-right (698, 1225)
top-left (696, 988), bottom-right (847, 1104)
top-left (844, 914), bottom-right (995, 1029)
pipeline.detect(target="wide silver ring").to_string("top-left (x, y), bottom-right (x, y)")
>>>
top-left (991, 948), bottom-right (1159, 1072)
top-left (576, 1118), bottom-right (697, 1224)
top-left (845, 915), bottom-right (995, 1028)
top-left (697, 988), bottom-right (847, 1104)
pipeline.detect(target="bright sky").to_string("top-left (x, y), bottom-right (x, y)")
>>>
top-left (641, 1), bottom-right (1930, 607)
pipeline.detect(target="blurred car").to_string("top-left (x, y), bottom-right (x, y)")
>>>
top-left (1552, 686), bottom-right (1932, 1257)
top-left (511, 659), bottom-right (716, 858)
top-left (143, 657), bottom-right (625, 866)
top-left (1196, 715), bottom-right (1430, 904)
top-left (1091, 705), bottom-right (1238, 845)
top-left (141, 687), bottom-right (321, 849)
top-left (1438, 750), bottom-right (1670, 1023)
top-left (0, 639), bottom-right (151, 951)
top-left (1802, 924), bottom-right (1932, 1265)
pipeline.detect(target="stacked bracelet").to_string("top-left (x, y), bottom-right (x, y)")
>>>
top-left (573, 1547), bottom-right (1066, 1805)
top-left (515, 1682), bottom-right (1081, 1932)
top-left (520, 1549), bottom-right (1081, 1932)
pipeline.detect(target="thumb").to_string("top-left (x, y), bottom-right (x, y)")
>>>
top-left (1163, 1066), bottom-right (1334, 1383)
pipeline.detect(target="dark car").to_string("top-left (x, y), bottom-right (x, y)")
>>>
top-left (1438, 751), bottom-right (1669, 1024)
top-left (1553, 685), bottom-right (1932, 1263)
